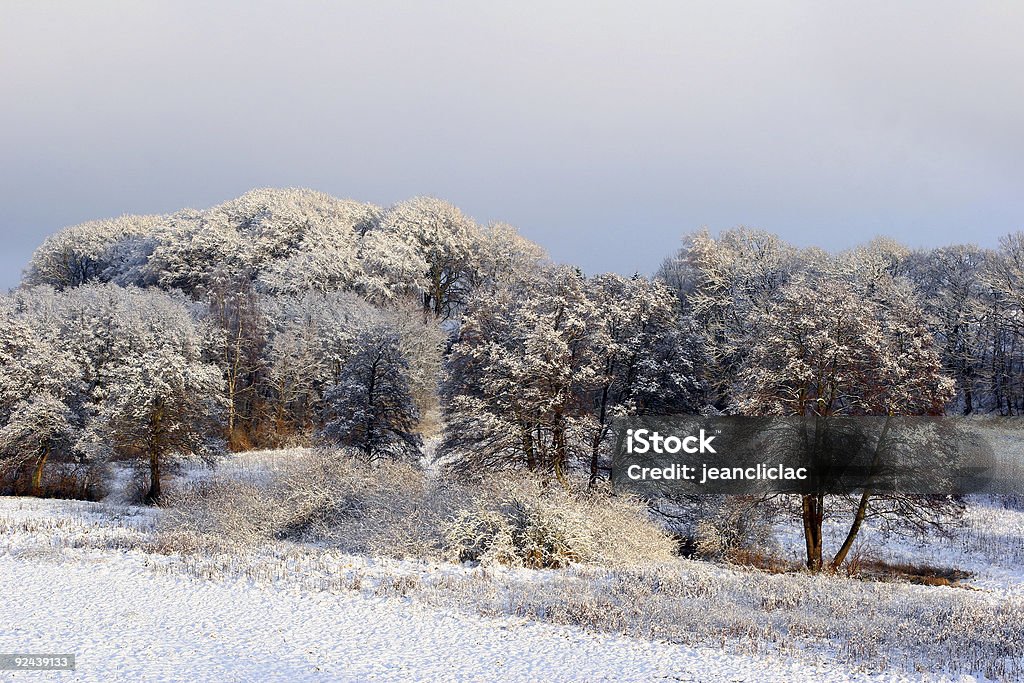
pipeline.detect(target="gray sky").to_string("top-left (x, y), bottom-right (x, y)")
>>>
top-left (2, 1), bottom-right (1023, 290)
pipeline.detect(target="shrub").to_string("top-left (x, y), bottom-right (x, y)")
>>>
top-left (161, 448), bottom-right (674, 569)
top-left (694, 497), bottom-right (778, 561)
top-left (160, 448), bottom-right (451, 557)
top-left (442, 478), bottom-right (675, 569)
top-left (444, 496), bottom-right (587, 568)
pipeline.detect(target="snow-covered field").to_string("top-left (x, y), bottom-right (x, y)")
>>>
top-left (0, 498), bottom-right (1017, 682)
top-left (1, 451), bottom-right (1022, 682)
top-left (0, 525), bottom-right (912, 683)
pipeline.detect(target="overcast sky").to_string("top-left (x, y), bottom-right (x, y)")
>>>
top-left (2, 1), bottom-right (1023, 290)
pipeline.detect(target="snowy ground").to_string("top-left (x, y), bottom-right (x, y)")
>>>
top-left (1, 497), bottom-right (1016, 682)
top-left (771, 494), bottom-right (1024, 595)
top-left (1, 542), bottom-right (927, 683)
top-left (5, 431), bottom-right (1024, 683)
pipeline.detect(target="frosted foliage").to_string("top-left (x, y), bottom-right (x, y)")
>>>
top-left (470, 222), bottom-right (549, 290)
top-left (378, 196), bottom-right (477, 273)
top-left (149, 189), bottom-right (380, 294)
top-left (441, 266), bottom-right (601, 477)
top-left (57, 288), bottom-right (223, 441)
top-left (22, 189), bottom-right (547, 324)
top-left (441, 267), bottom-right (701, 479)
top-left (442, 479), bottom-right (675, 569)
top-left (255, 292), bottom-right (427, 450)
top-left (355, 228), bottom-right (429, 303)
top-left (0, 285), bottom-right (224, 498)
top-left (0, 293), bottom-right (82, 471)
top-left (24, 214), bottom-right (165, 289)
top-left (655, 228), bottom-right (815, 412)
top-left (736, 273), bottom-right (953, 417)
top-left (377, 196), bottom-right (479, 317)
top-left (320, 326), bottom-right (422, 461)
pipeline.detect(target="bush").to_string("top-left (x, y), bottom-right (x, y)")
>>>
top-left (442, 478), bottom-right (675, 569)
top-left (444, 496), bottom-right (586, 568)
top-left (694, 497), bottom-right (778, 561)
top-left (161, 448), bottom-right (675, 569)
top-left (161, 448), bottom-right (451, 557)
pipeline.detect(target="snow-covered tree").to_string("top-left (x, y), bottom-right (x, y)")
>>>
top-left (258, 292), bottom-right (432, 449)
top-left (375, 196), bottom-right (480, 319)
top-left (99, 344), bottom-right (224, 502)
top-left (136, 208), bottom-right (238, 294)
top-left (205, 276), bottom-right (268, 449)
top-left (467, 222), bottom-right (549, 293)
top-left (735, 268), bottom-right (955, 571)
top-left (147, 189), bottom-right (378, 296)
top-left (736, 273), bottom-right (952, 417)
top-left (842, 236), bottom-right (912, 283)
top-left (0, 292), bottom-right (83, 494)
top-left (442, 267), bottom-right (705, 485)
top-left (978, 233), bottom-right (1024, 414)
top-left (260, 292), bottom-right (378, 436)
top-left (582, 274), bottom-right (703, 485)
top-left (658, 228), bottom-right (802, 408)
top-left (255, 196), bottom-right (380, 295)
top-left (905, 244), bottom-right (990, 414)
top-left (67, 286), bottom-right (225, 502)
top-left (441, 267), bottom-right (603, 483)
top-left (3, 285), bottom-right (224, 500)
top-left (355, 228), bottom-right (429, 305)
top-left (24, 214), bottom-right (165, 289)
top-left (321, 325), bottom-right (422, 461)
top-left (21, 190), bottom-right (511, 320)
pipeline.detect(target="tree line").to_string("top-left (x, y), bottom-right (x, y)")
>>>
top-left (3, 188), bottom-right (1023, 569)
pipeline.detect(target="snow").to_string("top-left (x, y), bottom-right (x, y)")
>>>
top-left (0, 497), bottom-right (994, 683)
top-left (770, 495), bottom-right (1024, 593)
top-left (0, 550), bottom-right (950, 683)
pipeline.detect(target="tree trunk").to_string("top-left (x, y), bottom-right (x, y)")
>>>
top-left (552, 412), bottom-right (569, 487)
top-left (831, 489), bottom-right (870, 570)
top-left (145, 443), bottom-right (162, 504)
top-left (535, 425), bottom-right (547, 469)
top-left (802, 493), bottom-right (824, 571)
top-left (830, 416), bottom-right (892, 570)
top-left (31, 446), bottom-right (50, 497)
top-left (363, 353), bottom-right (379, 461)
top-left (226, 362), bottom-right (239, 447)
top-left (589, 383), bottom-right (611, 489)
top-left (428, 267), bottom-right (445, 318)
top-left (144, 405), bottom-right (165, 504)
top-left (521, 422), bottom-right (536, 471)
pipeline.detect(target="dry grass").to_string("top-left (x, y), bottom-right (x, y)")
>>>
top-left (723, 547), bottom-right (800, 574)
top-left (159, 448), bottom-right (675, 569)
top-left (851, 558), bottom-right (973, 587)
